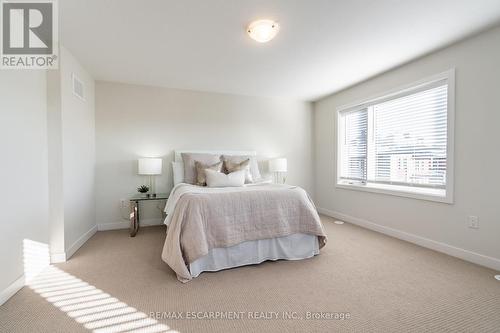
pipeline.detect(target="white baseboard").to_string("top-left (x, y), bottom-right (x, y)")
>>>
top-left (141, 218), bottom-right (164, 226)
top-left (0, 275), bottom-right (25, 306)
top-left (317, 207), bottom-right (500, 271)
top-left (2, 226), bottom-right (98, 305)
top-left (98, 221), bottom-right (128, 231)
top-left (66, 224), bottom-right (98, 260)
top-left (50, 225), bottom-right (98, 263)
top-left (98, 218), bottom-right (163, 231)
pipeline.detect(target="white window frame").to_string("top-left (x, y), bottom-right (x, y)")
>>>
top-left (335, 69), bottom-right (455, 204)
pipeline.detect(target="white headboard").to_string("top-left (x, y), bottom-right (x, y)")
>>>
top-left (174, 150), bottom-right (257, 162)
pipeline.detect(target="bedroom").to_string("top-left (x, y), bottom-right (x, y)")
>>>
top-left (1, 0), bottom-right (499, 332)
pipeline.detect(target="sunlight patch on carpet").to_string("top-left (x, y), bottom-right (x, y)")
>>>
top-left (27, 266), bottom-right (177, 333)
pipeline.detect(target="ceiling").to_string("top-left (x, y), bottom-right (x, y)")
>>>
top-left (60, 0), bottom-right (500, 101)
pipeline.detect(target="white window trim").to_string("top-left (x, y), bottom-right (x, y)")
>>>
top-left (335, 69), bottom-right (455, 204)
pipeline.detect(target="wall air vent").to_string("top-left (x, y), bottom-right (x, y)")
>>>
top-left (72, 73), bottom-right (85, 101)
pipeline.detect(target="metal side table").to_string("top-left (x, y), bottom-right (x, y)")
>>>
top-left (129, 193), bottom-right (169, 237)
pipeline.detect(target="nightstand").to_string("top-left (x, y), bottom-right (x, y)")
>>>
top-left (129, 194), bottom-right (169, 237)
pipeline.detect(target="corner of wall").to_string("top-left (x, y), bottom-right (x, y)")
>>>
top-left (47, 44), bottom-right (97, 262)
top-left (310, 101), bottom-right (317, 201)
top-left (0, 275), bottom-right (25, 306)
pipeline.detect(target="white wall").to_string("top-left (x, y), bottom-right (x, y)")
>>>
top-left (47, 69), bottom-right (65, 260)
top-left (95, 82), bottom-right (314, 229)
top-left (0, 47), bottom-right (95, 303)
top-left (314, 26), bottom-right (500, 268)
top-left (59, 47), bottom-right (96, 254)
top-left (0, 71), bottom-right (49, 297)
top-left (46, 46), bottom-right (96, 261)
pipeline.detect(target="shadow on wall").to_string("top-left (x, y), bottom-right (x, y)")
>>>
top-left (23, 239), bottom-right (178, 333)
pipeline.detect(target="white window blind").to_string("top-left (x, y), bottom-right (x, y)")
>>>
top-left (338, 75), bottom-right (451, 199)
top-left (340, 109), bottom-right (367, 182)
top-left (372, 84), bottom-right (447, 188)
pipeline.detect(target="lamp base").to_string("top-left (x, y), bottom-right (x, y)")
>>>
top-left (273, 172), bottom-right (287, 184)
top-left (148, 175), bottom-right (158, 196)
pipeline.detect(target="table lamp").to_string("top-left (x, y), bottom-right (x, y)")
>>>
top-left (138, 158), bottom-right (162, 197)
top-left (269, 158), bottom-right (287, 184)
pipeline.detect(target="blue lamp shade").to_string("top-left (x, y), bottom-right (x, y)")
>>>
top-left (138, 158), bottom-right (162, 175)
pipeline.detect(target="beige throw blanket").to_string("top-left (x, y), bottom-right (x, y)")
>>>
top-left (161, 184), bottom-right (327, 282)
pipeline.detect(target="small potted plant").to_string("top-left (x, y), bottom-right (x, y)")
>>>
top-left (137, 185), bottom-right (150, 197)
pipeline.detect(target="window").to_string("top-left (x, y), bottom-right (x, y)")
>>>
top-left (337, 70), bottom-right (454, 203)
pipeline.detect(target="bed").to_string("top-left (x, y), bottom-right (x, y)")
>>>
top-left (161, 151), bottom-right (327, 282)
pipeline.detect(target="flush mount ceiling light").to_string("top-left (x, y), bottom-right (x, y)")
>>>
top-left (247, 19), bottom-right (280, 43)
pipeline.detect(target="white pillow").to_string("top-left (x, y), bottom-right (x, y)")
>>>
top-left (172, 162), bottom-right (184, 185)
top-left (205, 169), bottom-right (245, 188)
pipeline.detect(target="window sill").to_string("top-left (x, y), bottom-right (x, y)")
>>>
top-left (336, 181), bottom-right (452, 204)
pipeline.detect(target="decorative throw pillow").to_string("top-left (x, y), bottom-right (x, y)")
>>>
top-left (195, 161), bottom-right (222, 186)
top-left (181, 153), bottom-right (222, 184)
top-left (222, 155), bottom-right (261, 182)
top-left (223, 158), bottom-right (253, 183)
top-left (205, 169), bottom-right (246, 188)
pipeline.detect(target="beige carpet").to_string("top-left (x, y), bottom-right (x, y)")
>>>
top-left (1, 215), bottom-right (499, 333)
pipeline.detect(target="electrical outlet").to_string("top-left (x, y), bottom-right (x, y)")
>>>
top-left (468, 216), bottom-right (479, 229)
top-left (120, 199), bottom-right (126, 209)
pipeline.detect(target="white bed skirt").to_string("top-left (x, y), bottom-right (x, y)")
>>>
top-left (189, 233), bottom-right (319, 278)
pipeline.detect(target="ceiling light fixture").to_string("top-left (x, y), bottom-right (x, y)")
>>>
top-left (247, 19), bottom-right (280, 43)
